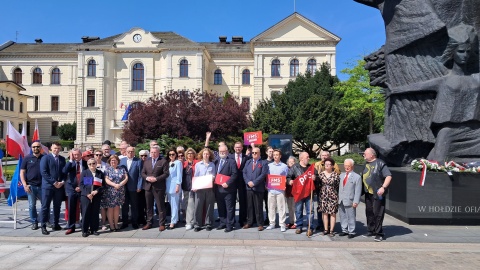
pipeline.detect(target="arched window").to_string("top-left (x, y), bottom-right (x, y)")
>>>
top-left (242, 69), bottom-right (250, 85)
top-left (13, 68), bottom-right (22, 84)
top-left (307, 59), bottom-right (317, 73)
top-left (290, 59), bottom-right (299, 77)
top-left (214, 69), bottom-right (222, 85)
top-left (33, 68), bottom-right (42, 84)
top-left (51, 68), bottom-right (61, 84)
top-left (10, 98), bottom-right (14, 111)
top-left (4, 97), bottom-right (9, 111)
top-left (20, 102), bottom-right (23, 113)
top-left (271, 59), bottom-right (280, 77)
top-left (180, 59), bottom-right (188, 77)
top-left (88, 59), bottom-right (96, 77)
top-left (132, 63), bottom-right (144, 91)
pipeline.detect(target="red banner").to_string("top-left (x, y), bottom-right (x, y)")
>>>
top-left (267, 174), bottom-right (286, 191)
top-left (215, 174), bottom-right (230, 185)
top-left (243, 131), bottom-right (262, 145)
top-left (291, 164), bottom-right (316, 202)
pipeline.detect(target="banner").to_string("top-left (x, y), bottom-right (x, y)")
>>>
top-left (291, 164), bottom-right (316, 202)
top-left (215, 173), bottom-right (230, 185)
top-left (192, 175), bottom-right (213, 190)
top-left (267, 174), bottom-right (286, 191)
top-left (243, 131), bottom-right (262, 145)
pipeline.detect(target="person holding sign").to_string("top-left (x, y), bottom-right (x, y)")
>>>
top-left (242, 147), bottom-right (269, 231)
top-left (266, 149), bottom-right (288, 232)
top-left (79, 158), bottom-right (105, 237)
top-left (214, 145), bottom-right (237, 233)
top-left (192, 148), bottom-right (216, 232)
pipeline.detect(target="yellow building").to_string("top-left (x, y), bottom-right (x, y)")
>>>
top-left (0, 81), bottom-right (29, 139)
top-left (0, 13), bottom-right (340, 147)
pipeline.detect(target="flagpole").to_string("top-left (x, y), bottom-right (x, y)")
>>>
top-left (307, 189), bottom-right (313, 238)
top-left (14, 196), bottom-right (17, 229)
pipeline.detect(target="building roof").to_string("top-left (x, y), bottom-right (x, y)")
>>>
top-left (0, 43), bottom-right (79, 53)
top-left (83, 31), bottom-right (200, 47)
top-left (200, 42), bottom-right (251, 54)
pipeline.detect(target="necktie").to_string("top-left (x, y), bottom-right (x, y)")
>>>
top-left (343, 172), bottom-right (349, 187)
top-left (152, 158), bottom-right (156, 168)
top-left (76, 162), bottom-right (81, 185)
top-left (218, 159), bottom-right (224, 173)
top-left (252, 160), bottom-right (256, 171)
top-left (236, 154), bottom-right (241, 169)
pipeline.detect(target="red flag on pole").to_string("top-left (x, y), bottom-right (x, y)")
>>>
top-left (292, 164), bottom-right (316, 202)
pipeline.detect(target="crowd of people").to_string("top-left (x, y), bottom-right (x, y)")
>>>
top-left (19, 135), bottom-right (392, 242)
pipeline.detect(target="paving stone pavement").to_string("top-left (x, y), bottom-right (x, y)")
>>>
top-left (1, 197), bottom-right (479, 269)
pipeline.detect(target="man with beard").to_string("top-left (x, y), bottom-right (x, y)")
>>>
top-left (214, 145), bottom-right (237, 232)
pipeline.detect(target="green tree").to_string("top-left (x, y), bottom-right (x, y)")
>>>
top-left (334, 59), bottom-right (385, 134)
top-left (57, 122), bottom-right (76, 140)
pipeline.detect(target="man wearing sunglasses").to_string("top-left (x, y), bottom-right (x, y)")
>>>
top-left (20, 141), bottom-right (45, 230)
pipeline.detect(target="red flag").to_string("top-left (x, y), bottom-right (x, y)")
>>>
top-left (32, 120), bottom-right (49, 154)
top-left (292, 164), bottom-right (316, 202)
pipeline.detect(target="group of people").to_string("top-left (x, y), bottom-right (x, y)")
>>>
top-left (20, 135), bottom-right (392, 242)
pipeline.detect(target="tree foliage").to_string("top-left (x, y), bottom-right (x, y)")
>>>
top-left (252, 63), bottom-right (370, 157)
top-left (57, 122), bottom-right (76, 140)
top-left (334, 59), bottom-right (385, 134)
top-left (122, 89), bottom-right (250, 145)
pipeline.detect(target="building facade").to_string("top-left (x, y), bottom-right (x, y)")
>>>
top-left (0, 13), bottom-right (340, 147)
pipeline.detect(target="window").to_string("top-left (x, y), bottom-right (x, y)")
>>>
top-left (51, 96), bottom-right (59, 111)
top-left (4, 97), bottom-right (8, 111)
top-left (87, 59), bottom-right (96, 77)
top-left (271, 59), bottom-right (280, 77)
top-left (290, 59), bottom-right (299, 77)
top-left (0, 121), bottom-right (3, 139)
top-left (20, 102), bottom-right (23, 113)
top-left (87, 119), bottom-right (95, 135)
top-left (214, 69), bottom-right (222, 85)
top-left (13, 68), bottom-right (22, 84)
top-left (0, 99), bottom-right (3, 110)
top-left (242, 69), bottom-right (250, 85)
top-left (10, 98), bottom-right (14, 111)
top-left (87, 90), bottom-right (95, 107)
top-left (27, 121), bottom-right (31, 136)
top-left (307, 59), bottom-right (317, 73)
top-left (242, 97), bottom-right (250, 112)
top-left (34, 96), bottom-right (39, 111)
top-left (19, 123), bottom-right (23, 133)
top-left (180, 59), bottom-right (188, 77)
top-left (51, 68), bottom-right (61, 84)
top-left (51, 121), bottom-right (59, 136)
top-left (132, 63), bottom-right (144, 91)
top-left (33, 68), bottom-right (42, 84)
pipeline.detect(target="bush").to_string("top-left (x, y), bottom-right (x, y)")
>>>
top-left (332, 152), bottom-right (365, 165)
top-left (59, 140), bottom-right (74, 150)
top-left (57, 122), bottom-right (76, 140)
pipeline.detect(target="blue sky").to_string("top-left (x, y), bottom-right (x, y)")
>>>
top-left (0, 0), bottom-right (385, 81)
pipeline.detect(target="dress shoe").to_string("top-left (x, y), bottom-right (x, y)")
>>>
top-left (142, 224), bottom-right (152, 230)
top-left (339, 232), bottom-right (348, 236)
top-left (120, 223), bottom-right (129, 229)
top-left (194, 227), bottom-right (201, 232)
top-left (82, 232), bottom-right (89, 237)
top-left (132, 224), bottom-right (139, 229)
top-left (167, 224), bottom-right (175, 230)
top-left (217, 225), bottom-right (226, 230)
top-left (348, 234), bottom-right (355, 239)
top-left (65, 229), bottom-right (75, 235)
top-left (31, 223), bottom-right (39, 230)
top-left (295, 228), bottom-right (303, 234)
top-left (242, 224), bottom-right (251, 229)
top-left (205, 225), bottom-right (213, 231)
top-left (306, 229), bottom-right (313, 237)
top-left (91, 231), bottom-right (100, 236)
top-left (41, 226), bottom-right (50, 235)
top-left (159, 225), bottom-right (166, 231)
top-left (53, 224), bottom-right (62, 231)
top-left (224, 228), bottom-right (232, 233)
top-left (258, 226), bottom-right (264, 231)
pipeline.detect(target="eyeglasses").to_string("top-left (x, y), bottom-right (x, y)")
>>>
top-left (95, 154), bottom-right (102, 156)
top-left (32, 146), bottom-right (41, 148)
top-left (252, 152), bottom-right (259, 154)
top-left (169, 153), bottom-right (176, 156)
top-left (140, 155), bottom-right (147, 157)
top-left (178, 154), bottom-right (184, 157)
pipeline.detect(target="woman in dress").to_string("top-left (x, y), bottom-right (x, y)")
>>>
top-left (102, 155), bottom-right (128, 231)
top-left (79, 158), bottom-right (105, 237)
top-left (182, 148), bottom-right (198, 230)
top-left (319, 157), bottom-right (340, 237)
top-left (192, 148), bottom-right (216, 232)
top-left (166, 148), bottom-right (183, 230)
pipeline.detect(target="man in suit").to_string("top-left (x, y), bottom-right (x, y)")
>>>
top-left (40, 141), bottom-right (66, 235)
top-left (215, 145), bottom-right (237, 232)
top-left (120, 146), bottom-right (143, 229)
top-left (141, 145), bottom-right (169, 231)
top-left (63, 148), bottom-right (86, 235)
top-left (229, 141), bottom-right (250, 227)
top-left (338, 158), bottom-right (362, 239)
top-left (242, 147), bottom-right (268, 231)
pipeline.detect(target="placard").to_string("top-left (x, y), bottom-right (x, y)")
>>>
top-left (267, 174), bottom-right (286, 191)
top-left (244, 131), bottom-right (262, 145)
top-left (215, 173), bottom-right (231, 185)
top-left (192, 175), bottom-right (213, 190)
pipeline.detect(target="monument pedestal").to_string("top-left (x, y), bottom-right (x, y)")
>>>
top-left (384, 167), bottom-right (480, 225)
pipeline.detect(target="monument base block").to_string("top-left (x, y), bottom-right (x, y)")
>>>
top-left (385, 167), bottom-right (480, 225)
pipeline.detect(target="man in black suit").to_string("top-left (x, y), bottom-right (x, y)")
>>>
top-left (141, 145), bottom-right (169, 231)
top-left (229, 141), bottom-right (251, 227)
top-left (215, 145), bottom-right (237, 232)
top-left (63, 148), bottom-right (86, 235)
top-left (39, 141), bottom-right (66, 235)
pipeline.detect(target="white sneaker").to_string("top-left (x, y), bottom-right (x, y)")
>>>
top-left (280, 226), bottom-right (286, 232)
top-left (266, 225), bottom-right (275, 230)
top-left (185, 225), bottom-right (193, 230)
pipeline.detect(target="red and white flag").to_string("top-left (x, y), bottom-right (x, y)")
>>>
top-left (6, 120), bottom-right (26, 159)
top-left (292, 164), bottom-right (316, 202)
top-left (94, 177), bottom-right (103, 186)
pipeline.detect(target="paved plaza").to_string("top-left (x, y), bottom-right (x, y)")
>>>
top-left (1, 195), bottom-right (479, 269)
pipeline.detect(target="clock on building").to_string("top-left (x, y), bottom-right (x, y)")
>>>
top-left (133, 34), bottom-right (142, 43)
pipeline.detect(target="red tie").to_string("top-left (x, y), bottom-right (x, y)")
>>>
top-left (343, 172), bottom-right (349, 187)
top-left (252, 160), bottom-right (256, 171)
top-left (76, 162), bottom-right (81, 185)
top-left (237, 154), bottom-right (241, 169)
